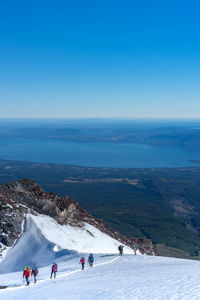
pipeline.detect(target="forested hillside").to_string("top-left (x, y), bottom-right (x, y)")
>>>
top-left (1, 159), bottom-right (200, 258)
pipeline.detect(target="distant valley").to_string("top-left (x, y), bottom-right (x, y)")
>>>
top-left (1, 119), bottom-right (200, 259)
top-left (1, 159), bottom-right (200, 259)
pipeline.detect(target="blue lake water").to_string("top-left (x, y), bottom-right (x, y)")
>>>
top-left (0, 138), bottom-right (200, 168)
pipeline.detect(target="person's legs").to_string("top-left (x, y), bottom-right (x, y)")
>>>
top-left (26, 276), bottom-right (30, 286)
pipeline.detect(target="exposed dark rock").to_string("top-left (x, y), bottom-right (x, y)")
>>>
top-left (0, 179), bottom-right (155, 257)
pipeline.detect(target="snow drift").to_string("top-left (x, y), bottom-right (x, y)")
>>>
top-left (0, 213), bottom-right (135, 273)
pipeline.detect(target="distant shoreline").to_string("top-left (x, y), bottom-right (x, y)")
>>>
top-left (188, 160), bottom-right (200, 164)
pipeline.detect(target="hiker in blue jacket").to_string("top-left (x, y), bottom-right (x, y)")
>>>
top-left (88, 254), bottom-right (94, 267)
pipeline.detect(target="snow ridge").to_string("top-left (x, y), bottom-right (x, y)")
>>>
top-left (0, 213), bottom-right (135, 273)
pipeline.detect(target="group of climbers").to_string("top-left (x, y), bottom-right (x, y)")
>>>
top-left (22, 245), bottom-right (138, 286)
top-left (22, 254), bottom-right (94, 285)
top-left (79, 253), bottom-right (94, 270)
top-left (23, 266), bottom-right (38, 286)
top-left (118, 244), bottom-right (138, 256)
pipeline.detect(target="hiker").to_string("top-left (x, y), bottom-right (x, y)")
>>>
top-left (133, 245), bottom-right (137, 255)
top-left (88, 254), bottom-right (94, 267)
top-left (50, 262), bottom-right (58, 279)
top-left (23, 266), bottom-right (31, 286)
top-left (79, 257), bottom-right (86, 270)
top-left (118, 245), bottom-right (124, 256)
top-left (31, 266), bottom-right (38, 283)
top-left (135, 245), bottom-right (139, 255)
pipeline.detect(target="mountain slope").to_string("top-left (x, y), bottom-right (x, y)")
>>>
top-left (0, 213), bottom-right (134, 273)
top-left (0, 179), bottom-right (154, 267)
top-left (1, 160), bottom-right (200, 259)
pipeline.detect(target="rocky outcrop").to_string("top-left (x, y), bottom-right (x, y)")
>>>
top-left (0, 179), bottom-right (155, 258)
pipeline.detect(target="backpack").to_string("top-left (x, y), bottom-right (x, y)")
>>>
top-left (52, 264), bottom-right (57, 272)
top-left (32, 267), bottom-right (38, 275)
top-left (27, 267), bottom-right (31, 277)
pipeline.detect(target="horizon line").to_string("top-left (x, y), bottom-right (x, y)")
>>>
top-left (0, 116), bottom-right (200, 121)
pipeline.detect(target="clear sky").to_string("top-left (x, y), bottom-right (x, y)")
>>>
top-left (0, 0), bottom-right (200, 118)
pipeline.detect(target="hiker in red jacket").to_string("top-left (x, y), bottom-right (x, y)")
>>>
top-left (23, 266), bottom-right (31, 286)
top-left (50, 262), bottom-right (58, 279)
top-left (79, 257), bottom-right (86, 270)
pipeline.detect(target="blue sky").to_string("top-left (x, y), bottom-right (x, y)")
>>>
top-left (0, 0), bottom-right (200, 118)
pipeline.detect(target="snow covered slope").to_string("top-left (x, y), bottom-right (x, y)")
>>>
top-left (1, 254), bottom-right (200, 299)
top-left (0, 213), bottom-right (134, 273)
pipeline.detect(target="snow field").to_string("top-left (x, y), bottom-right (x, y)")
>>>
top-left (1, 255), bottom-right (200, 300)
top-left (1, 213), bottom-right (200, 299)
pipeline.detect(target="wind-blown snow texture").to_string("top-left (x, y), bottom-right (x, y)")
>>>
top-left (1, 255), bottom-right (200, 299)
top-left (0, 214), bottom-right (134, 273)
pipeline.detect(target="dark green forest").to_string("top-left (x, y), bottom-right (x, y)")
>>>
top-left (1, 159), bottom-right (200, 258)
